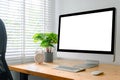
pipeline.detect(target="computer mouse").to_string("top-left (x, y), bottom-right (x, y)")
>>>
top-left (91, 70), bottom-right (103, 76)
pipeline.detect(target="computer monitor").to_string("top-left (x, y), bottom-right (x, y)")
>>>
top-left (57, 7), bottom-right (116, 55)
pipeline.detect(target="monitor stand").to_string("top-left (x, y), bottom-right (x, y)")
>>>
top-left (74, 60), bottom-right (99, 69)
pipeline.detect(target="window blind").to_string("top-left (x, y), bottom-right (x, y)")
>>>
top-left (0, 0), bottom-right (54, 63)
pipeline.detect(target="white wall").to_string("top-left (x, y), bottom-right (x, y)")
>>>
top-left (55, 0), bottom-right (120, 64)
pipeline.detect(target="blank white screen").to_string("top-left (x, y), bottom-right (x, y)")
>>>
top-left (59, 11), bottom-right (113, 51)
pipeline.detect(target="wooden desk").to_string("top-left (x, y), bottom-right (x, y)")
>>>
top-left (9, 59), bottom-right (120, 80)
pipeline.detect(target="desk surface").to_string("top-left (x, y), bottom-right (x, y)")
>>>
top-left (9, 59), bottom-right (120, 80)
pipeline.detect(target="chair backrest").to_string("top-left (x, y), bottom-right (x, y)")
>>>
top-left (0, 19), bottom-right (13, 80)
top-left (0, 19), bottom-right (7, 58)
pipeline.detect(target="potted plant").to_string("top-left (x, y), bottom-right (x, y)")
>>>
top-left (33, 32), bottom-right (58, 62)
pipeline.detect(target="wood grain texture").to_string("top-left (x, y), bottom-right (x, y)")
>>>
top-left (9, 59), bottom-right (120, 80)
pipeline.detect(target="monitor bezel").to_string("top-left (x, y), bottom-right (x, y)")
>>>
top-left (57, 7), bottom-right (116, 55)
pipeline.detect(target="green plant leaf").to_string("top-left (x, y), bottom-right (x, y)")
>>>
top-left (32, 32), bottom-right (58, 48)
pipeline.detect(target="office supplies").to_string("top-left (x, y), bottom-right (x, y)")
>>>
top-left (91, 70), bottom-right (104, 76)
top-left (54, 65), bottom-right (85, 72)
top-left (74, 60), bottom-right (99, 69)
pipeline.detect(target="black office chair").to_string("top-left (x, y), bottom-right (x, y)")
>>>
top-left (0, 19), bottom-right (13, 80)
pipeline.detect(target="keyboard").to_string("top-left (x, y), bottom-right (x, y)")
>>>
top-left (74, 64), bottom-right (98, 69)
top-left (54, 65), bottom-right (85, 72)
